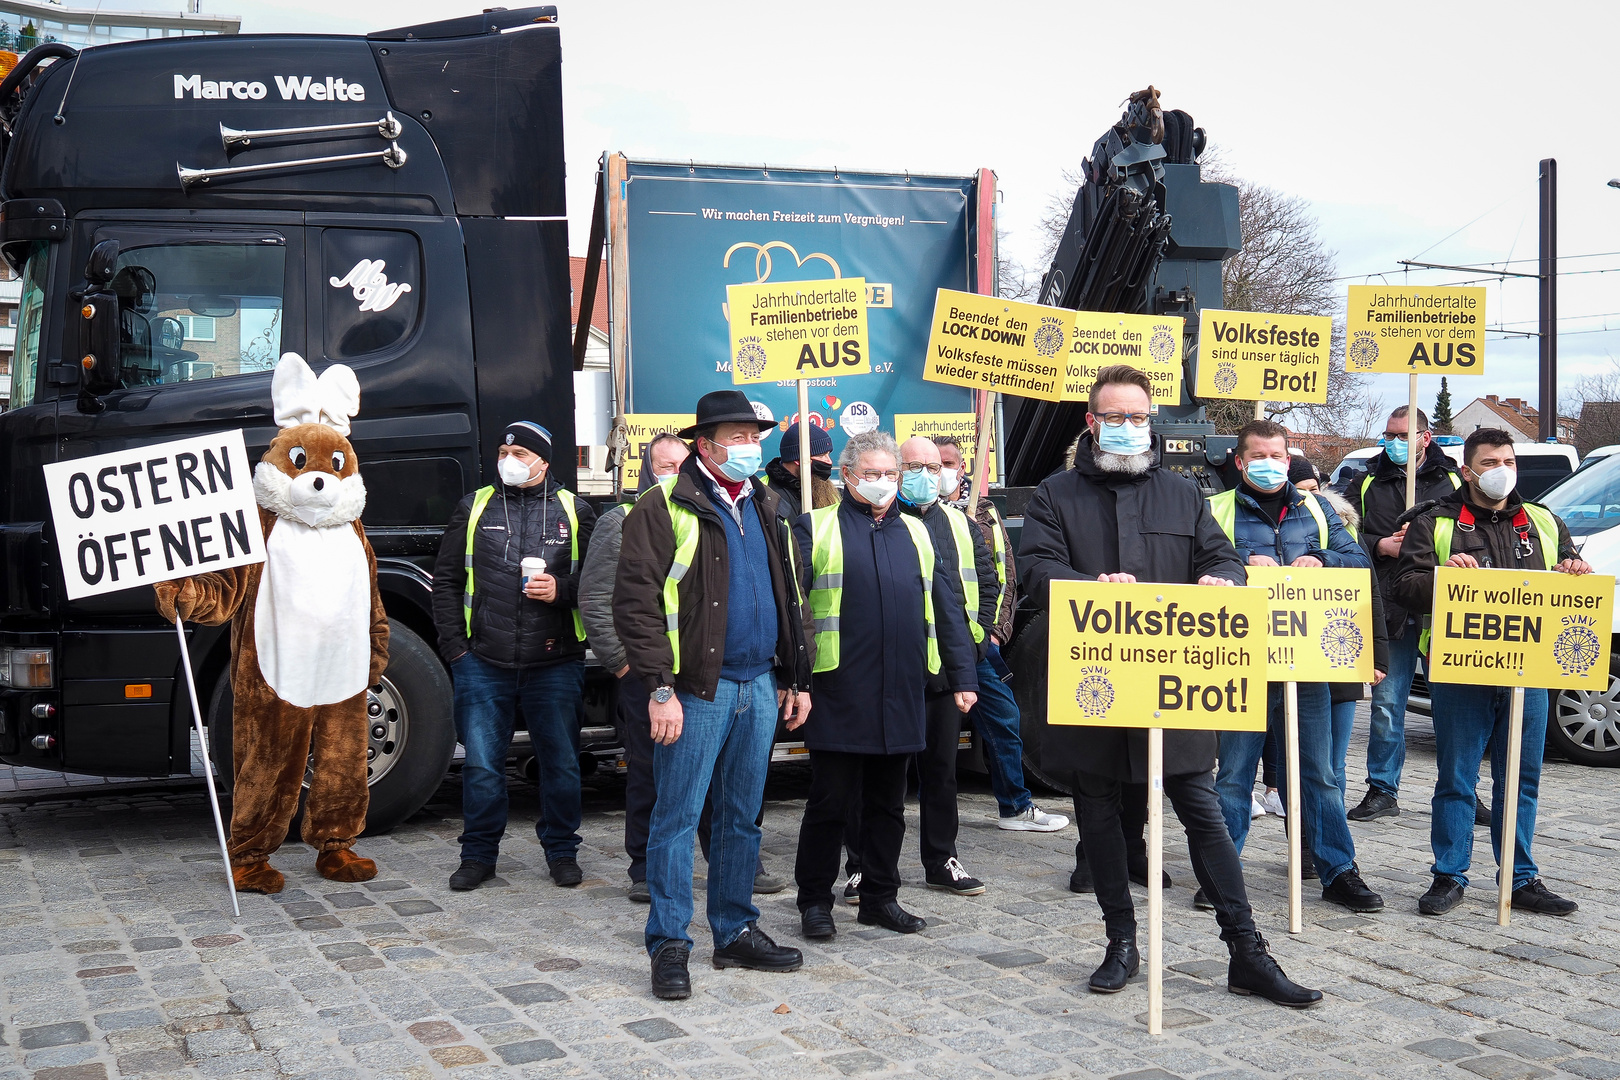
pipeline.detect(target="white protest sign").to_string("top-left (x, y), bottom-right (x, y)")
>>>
top-left (44, 430), bottom-right (264, 600)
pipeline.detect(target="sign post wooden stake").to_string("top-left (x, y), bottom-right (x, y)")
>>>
top-left (1497, 686), bottom-right (1526, 926)
top-left (1147, 726), bottom-right (1164, 1036)
top-left (796, 380), bottom-right (812, 513)
top-left (1285, 680), bottom-right (1303, 935)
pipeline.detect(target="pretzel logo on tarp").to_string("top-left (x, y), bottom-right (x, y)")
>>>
top-left (1554, 615), bottom-right (1602, 677)
top-left (1347, 331), bottom-right (1380, 371)
top-left (1074, 666), bottom-right (1115, 719)
top-left (1320, 607), bottom-right (1365, 669)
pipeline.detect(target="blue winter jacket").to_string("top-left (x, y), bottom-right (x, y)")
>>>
top-left (1228, 481), bottom-right (1371, 569)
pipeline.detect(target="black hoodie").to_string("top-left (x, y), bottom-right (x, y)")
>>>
top-left (1358, 440), bottom-right (1462, 636)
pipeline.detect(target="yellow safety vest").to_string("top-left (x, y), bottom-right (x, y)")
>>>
top-left (464, 485), bottom-right (585, 640)
top-left (939, 503), bottom-right (983, 644)
top-left (1208, 487), bottom-right (1329, 549)
top-left (1360, 468), bottom-right (1461, 518)
top-left (982, 503), bottom-right (1010, 625)
top-left (808, 504), bottom-right (940, 674)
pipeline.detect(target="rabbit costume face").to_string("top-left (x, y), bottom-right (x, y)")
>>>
top-left (253, 353), bottom-right (366, 529)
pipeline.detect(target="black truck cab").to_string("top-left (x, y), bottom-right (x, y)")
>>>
top-left (0, 7), bottom-right (577, 829)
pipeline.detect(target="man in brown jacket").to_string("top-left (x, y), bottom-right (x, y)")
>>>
top-left (613, 390), bottom-right (814, 1000)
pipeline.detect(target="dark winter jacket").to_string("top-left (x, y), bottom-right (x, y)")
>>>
top-left (900, 497), bottom-right (999, 691)
top-left (1359, 442), bottom-right (1463, 637)
top-left (1227, 480), bottom-right (1372, 569)
top-left (578, 441), bottom-right (675, 675)
top-left (432, 475), bottom-right (597, 668)
top-left (1019, 432), bottom-right (1246, 782)
top-left (972, 500), bottom-right (1019, 646)
top-left (793, 492), bottom-right (979, 755)
top-left (613, 455), bottom-right (812, 701)
top-left (762, 457), bottom-right (840, 519)
top-left (1391, 488), bottom-right (1577, 621)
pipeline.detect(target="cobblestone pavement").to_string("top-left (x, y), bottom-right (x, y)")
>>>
top-left (4, 706), bottom-right (1620, 1080)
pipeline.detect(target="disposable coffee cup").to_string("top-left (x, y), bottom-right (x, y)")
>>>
top-left (521, 557), bottom-right (546, 592)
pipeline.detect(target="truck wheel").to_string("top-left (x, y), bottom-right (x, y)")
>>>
top-left (209, 620), bottom-right (457, 834)
top-left (1004, 608), bottom-right (1073, 796)
top-left (1548, 651), bottom-right (1620, 767)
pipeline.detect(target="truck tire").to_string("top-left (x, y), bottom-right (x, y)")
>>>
top-left (1547, 651), bottom-right (1620, 768)
top-left (204, 619), bottom-right (457, 834)
top-left (1004, 608), bottom-right (1073, 796)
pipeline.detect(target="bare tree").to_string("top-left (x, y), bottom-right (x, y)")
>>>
top-left (1028, 154), bottom-right (1368, 435)
top-left (1562, 356), bottom-right (1620, 455)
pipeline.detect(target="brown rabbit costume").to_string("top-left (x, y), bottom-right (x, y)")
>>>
top-left (155, 353), bottom-right (388, 894)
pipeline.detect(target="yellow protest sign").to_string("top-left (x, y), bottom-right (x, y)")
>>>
top-left (726, 277), bottom-right (870, 385)
top-left (1063, 312), bottom-right (1184, 404)
top-left (1194, 310), bottom-right (1333, 403)
top-left (1244, 567), bottom-right (1375, 682)
top-left (1428, 567), bottom-right (1615, 689)
top-left (620, 414), bottom-right (693, 490)
top-left (1344, 286), bottom-right (1486, 376)
top-left (894, 413), bottom-right (995, 479)
top-left (922, 288), bottom-right (1070, 402)
top-left (1046, 580), bottom-right (1268, 731)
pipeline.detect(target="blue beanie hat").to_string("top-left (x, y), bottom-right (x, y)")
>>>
top-left (780, 422), bottom-right (833, 462)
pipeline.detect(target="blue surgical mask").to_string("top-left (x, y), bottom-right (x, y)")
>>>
top-left (900, 469), bottom-right (941, 506)
top-left (1244, 458), bottom-right (1289, 491)
top-left (1096, 421), bottom-right (1152, 456)
top-left (1384, 438), bottom-right (1409, 466)
top-left (712, 442), bottom-right (761, 483)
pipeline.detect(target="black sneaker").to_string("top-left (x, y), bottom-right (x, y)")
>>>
top-left (1510, 878), bottom-right (1578, 916)
top-left (650, 942), bottom-right (691, 1000)
top-left (753, 871), bottom-right (787, 895)
top-left (549, 858), bottom-right (583, 887)
top-left (712, 925), bottom-right (803, 972)
top-left (448, 859), bottom-right (495, 891)
top-left (1418, 875), bottom-right (1465, 915)
top-left (1127, 855), bottom-right (1172, 889)
top-left (925, 857), bottom-right (985, 896)
top-left (628, 879), bottom-right (650, 903)
top-left (1192, 886), bottom-right (1215, 911)
top-left (1347, 789), bottom-right (1399, 821)
top-left (843, 872), bottom-right (862, 905)
top-left (1322, 867), bottom-right (1384, 913)
top-left (1475, 795), bottom-right (1491, 827)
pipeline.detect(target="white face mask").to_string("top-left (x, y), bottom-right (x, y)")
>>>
top-left (851, 474), bottom-right (898, 508)
top-left (498, 455), bottom-right (537, 487)
top-left (940, 467), bottom-right (961, 498)
top-left (1473, 464), bottom-right (1516, 501)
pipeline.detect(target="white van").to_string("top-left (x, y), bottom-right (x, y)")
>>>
top-left (1333, 439), bottom-right (1574, 499)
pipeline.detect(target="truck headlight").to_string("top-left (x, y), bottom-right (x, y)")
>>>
top-left (0, 647), bottom-right (54, 689)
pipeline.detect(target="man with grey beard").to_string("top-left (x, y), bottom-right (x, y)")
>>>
top-left (1019, 364), bottom-right (1320, 1008)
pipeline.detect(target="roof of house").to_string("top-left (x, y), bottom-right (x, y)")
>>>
top-left (569, 256), bottom-right (608, 334)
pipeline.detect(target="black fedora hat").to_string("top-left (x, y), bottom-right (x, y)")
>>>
top-left (677, 389), bottom-right (777, 438)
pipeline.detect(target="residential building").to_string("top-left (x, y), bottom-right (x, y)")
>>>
top-left (1453, 394), bottom-right (1577, 444)
top-left (570, 256), bottom-right (613, 495)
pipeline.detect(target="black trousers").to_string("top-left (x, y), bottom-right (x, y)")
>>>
top-left (845, 692), bottom-right (961, 877)
top-left (1073, 781), bottom-right (1149, 871)
top-left (1076, 769), bottom-right (1256, 944)
top-left (796, 750), bottom-right (909, 911)
top-left (616, 675), bottom-right (762, 882)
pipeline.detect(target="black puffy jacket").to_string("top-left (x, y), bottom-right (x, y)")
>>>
top-left (432, 476), bottom-right (597, 668)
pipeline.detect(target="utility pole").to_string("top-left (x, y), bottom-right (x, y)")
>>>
top-left (1539, 158), bottom-right (1557, 441)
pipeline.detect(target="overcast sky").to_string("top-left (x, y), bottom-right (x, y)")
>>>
top-left (195, 0), bottom-right (1620, 430)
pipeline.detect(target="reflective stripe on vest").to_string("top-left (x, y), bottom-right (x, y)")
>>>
top-left (808, 504), bottom-right (940, 674)
top-left (984, 503), bottom-right (1010, 625)
top-left (1420, 502), bottom-right (1559, 653)
top-left (1361, 468), bottom-right (1461, 518)
top-left (1208, 488), bottom-right (1329, 550)
top-left (939, 504), bottom-right (983, 644)
top-left (464, 485), bottom-right (585, 640)
top-left (639, 477), bottom-right (702, 675)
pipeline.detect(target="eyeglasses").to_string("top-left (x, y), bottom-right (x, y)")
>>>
top-left (1097, 412), bottom-right (1151, 427)
top-left (1381, 431), bottom-right (1426, 442)
top-left (900, 462), bottom-right (943, 475)
top-left (849, 468), bottom-right (901, 482)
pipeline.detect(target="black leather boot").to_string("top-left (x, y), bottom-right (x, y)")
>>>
top-left (1087, 938), bottom-right (1140, 993)
top-left (1227, 932), bottom-right (1322, 1007)
top-left (650, 942), bottom-right (691, 1000)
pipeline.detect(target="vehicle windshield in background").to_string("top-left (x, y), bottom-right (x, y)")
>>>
top-left (1539, 454), bottom-right (1620, 536)
top-left (1515, 454), bottom-right (1574, 501)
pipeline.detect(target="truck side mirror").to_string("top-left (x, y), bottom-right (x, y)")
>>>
top-left (77, 244), bottom-right (123, 395)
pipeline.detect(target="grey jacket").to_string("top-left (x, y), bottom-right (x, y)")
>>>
top-left (579, 501), bottom-right (632, 672)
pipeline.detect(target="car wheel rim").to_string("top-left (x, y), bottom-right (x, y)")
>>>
top-left (303, 676), bottom-right (410, 789)
top-left (1556, 677), bottom-right (1620, 755)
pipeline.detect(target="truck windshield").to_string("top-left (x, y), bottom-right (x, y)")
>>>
top-left (1540, 453), bottom-right (1620, 536)
top-left (112, 241), bottom-right (286, 389)
top-left (9, 241), bottom-right (49, 409)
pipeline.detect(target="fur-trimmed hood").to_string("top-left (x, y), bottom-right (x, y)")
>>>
top-left (1314, 485), bottom-right (1359, 532)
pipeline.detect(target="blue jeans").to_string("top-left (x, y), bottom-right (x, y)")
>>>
top-left (1330, 699), bottom-right (1355, 799)
top-left (645, 671), bottom-right (776, 956)
top-left (1216, 682), bottom-right (1358, 883)
top-left (971, 648), bottom-right (1031, 817)
top-left (1429, 683), bottom-right (1548, 890)
top-left (1366, 622), bottom-right (1421, 796)
top-left (452, 652), bottom-right (583, 865)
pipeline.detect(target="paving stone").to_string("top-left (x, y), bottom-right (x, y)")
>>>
top-left (429, 1045), bottom-right (488, 1067)
top-left (407, 1020), bottom-right (462, 1045)
top-left (295, 915), bottom-right (344, 931)
top-left (388, 900), bottom-right (443, 916)
top-left (1112, 1070), bottom-right (1187, 1080)
top-left (362, 880), bottom-right (411, 891)
top-left (1538, 954), bottom-right (1615, 975)
top-left (116, 1049), bottom-right (186, 1073)
top-left (825, 1050), bottom-right (887, 1075)
top-left (622, 1018), bottom-right (688, 1042)
top-left (1408, 1037), bottom-right (1480, 1060)
top-left (977, 949), bottom-right (1046, 969)
top-left (92, 1008), bottom-right (164, 1031)
top-left (1562, 1058), bottom-right (1620, 1080)
top-left (20, 1022), bottom-right (90, 1049)
top-left (317, 942), bottom-right (373, 960)
top-left (494, 982), bottom-right (568, 1005)
top-left (325, 892), bottom-right (376, 909)
top-left (1458, 1057), bottom-right (1553, 1080)
top-left (282, 902), bottom-right (329, 917)
top-left (129, 937), bottom-right (181, 952)
top-left (1475, 1030), bottom-right (1571, 1060)
top-left (534, 957), bottom-right (582, 972)
top-left (493, 1039), bottom-right (566, 1064)
top-left (1131, 1009), bottom-right (1208, 1030)
top-left (33, 1067), bottom-right (109, 1080)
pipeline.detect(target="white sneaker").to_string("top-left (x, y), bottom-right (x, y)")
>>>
top-left (1262, 790), bottom-right (1286, 817)
top-left (998, 804), bottom-right (1070, 832)
top-left (1250, 794), bottom-right (1267, 819)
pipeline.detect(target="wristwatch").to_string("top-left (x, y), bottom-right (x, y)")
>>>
top-left (651, 685), bottom-right (676, 704)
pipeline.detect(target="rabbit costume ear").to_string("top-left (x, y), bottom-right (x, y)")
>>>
top-left (271, 352), bottom-right (361, 436)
